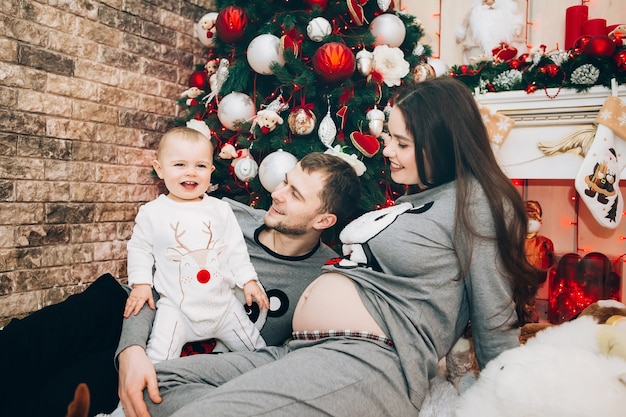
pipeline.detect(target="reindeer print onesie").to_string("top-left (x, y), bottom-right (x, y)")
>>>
top-left (127, 194), bottom-right (265, 362)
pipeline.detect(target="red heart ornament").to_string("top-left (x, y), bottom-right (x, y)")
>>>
top-left (350, 131), bottom-right (380, 157)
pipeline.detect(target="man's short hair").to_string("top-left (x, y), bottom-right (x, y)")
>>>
top-left (299, 152), bottom-right (362, 223)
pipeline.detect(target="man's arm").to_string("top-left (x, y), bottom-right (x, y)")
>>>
top-left (114, 292), bottom-right (158, 365)
top-left (115, 290), bottom-right (162, 417)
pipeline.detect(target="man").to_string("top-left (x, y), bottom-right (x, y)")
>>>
top-left (117, 151), bottom-right (362, 416)
top-left (0, 152), bottom-right (361, 417)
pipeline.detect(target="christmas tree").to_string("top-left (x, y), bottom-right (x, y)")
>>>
top-left (177, 0), bottom-right (435, 217)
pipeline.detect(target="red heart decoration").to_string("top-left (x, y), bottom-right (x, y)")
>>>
top-left (350, 131), bottom-right (380, 157)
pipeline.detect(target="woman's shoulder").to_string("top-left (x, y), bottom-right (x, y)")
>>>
top-left (397, 180), bottom-right (458, 206)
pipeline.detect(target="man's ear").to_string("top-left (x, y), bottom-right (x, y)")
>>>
top-left (313, 213), bottom-right (337, 231)
top-left (152, 160), bottom-right (164, 179)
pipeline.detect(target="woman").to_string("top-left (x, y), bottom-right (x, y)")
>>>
top-left (125, 76), bottom-right (541, 417)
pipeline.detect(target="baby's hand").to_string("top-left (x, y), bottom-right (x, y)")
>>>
top-left (124, 284), bottom-right (154, 318)
top-left (243, 280), bottom-right (269, 311)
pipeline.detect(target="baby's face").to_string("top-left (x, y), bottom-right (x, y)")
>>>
top-left (155, 137), bottom-right (215, 202)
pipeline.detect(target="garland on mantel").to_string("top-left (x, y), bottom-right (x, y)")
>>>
top-left (450, 39), bottom-right (626, 97)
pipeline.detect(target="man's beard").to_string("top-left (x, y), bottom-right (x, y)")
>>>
top-left (267, 222), bottom-right (308, 236)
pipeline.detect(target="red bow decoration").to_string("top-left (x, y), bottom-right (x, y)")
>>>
top-left (292, 103), bottom-right (315, 117)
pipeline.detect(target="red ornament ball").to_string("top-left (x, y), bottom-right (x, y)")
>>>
top-left (539, 64), bottom-right (561, 78)
top-left (312, 42), bottom-right (356, 82)
top-left (188, 70), bottom-right (208, 91)
top-left (509, 59), bottom-right (521, 70)
top-left (525, 83), bottom-right (538, 94)
top-left (573, 35), bottom-right (592, 52)
top-left (615, 50), bottom-right (626, 72)
top-left (303, 0), bottom-right (329, 11)
top-left (215, 5), bottom-right (247, 43)
top-left (583, 35), bottom-right (616, 58)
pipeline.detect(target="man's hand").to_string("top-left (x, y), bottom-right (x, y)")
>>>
top-left (124, 284), bottom-right (155, 318)
top-left (118, 345), bottom-right (162, 417)
top-left (243, 280), bottom-right (270, 311)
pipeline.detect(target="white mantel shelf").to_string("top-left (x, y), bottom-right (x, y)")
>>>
top-left (474, 85), bottom-right (626, 179)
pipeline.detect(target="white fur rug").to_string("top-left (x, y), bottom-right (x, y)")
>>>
top-left (419, 375), bottom-right (459, 417)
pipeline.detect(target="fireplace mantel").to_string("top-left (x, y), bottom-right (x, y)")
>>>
top-left (474, 85), bottom-right (626, 179)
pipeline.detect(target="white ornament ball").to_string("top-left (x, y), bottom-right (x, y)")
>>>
top-left (247, 34), bottom-right (286, 75)
top-left (258, 150), bottom-right (298, 192)
top-left (217, 92), bottom-right (256, 131)
top-left (307, 17), bottom-right (332, 42)
top-left (369, 13), bottom-right (406, 48)
top-left (234, 157), bottom-right (259, 182)
top-left (195, 12), bottom-right (218, 47)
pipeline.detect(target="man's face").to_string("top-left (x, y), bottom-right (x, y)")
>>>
top-left (264, 162), bottom-right (327, 235)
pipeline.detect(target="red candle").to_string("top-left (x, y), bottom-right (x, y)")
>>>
top-left (565, 5), bottom-right (588, 49)
top-left (582, 18), bottom-right (607, 37)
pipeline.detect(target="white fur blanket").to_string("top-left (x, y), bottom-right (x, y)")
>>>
top-left (419, 375), bottom-right (459, 417)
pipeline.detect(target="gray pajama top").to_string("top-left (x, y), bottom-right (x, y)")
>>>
top-left (322, 179), bottom-right (520, 408)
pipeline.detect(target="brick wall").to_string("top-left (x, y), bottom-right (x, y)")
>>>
top-left (0, 0), bottom-right (215, 327)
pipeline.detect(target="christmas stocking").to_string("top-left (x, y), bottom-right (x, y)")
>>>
top-left (477, 104), bottom-right (515, 152)
top-left (575, 95), bottom-right (626, 229)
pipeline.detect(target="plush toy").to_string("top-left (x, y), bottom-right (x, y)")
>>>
top-left (180, 86), bottom-right (204, 106)
top-left (252, 109), bottom-right (284, 137)
top-left (523, 200), bottom-right (554, 323)
top-left (454, 299), bottom-right (626, 417)
top-left (455, 0), bottom-right (525, 64)
top-left (608, 24), bottom-right (626, 42)
top-left (218, 143), bottom-right (250, 167)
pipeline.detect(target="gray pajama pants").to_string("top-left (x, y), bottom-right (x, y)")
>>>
top-left (148, 336), bottom-right (419, 417)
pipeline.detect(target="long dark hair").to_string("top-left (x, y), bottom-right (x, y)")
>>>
top-left (394, 77), bottom-right (541, 326)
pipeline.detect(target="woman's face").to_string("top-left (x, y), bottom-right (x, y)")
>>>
top-left (383, 106), bottom-right (423, 187)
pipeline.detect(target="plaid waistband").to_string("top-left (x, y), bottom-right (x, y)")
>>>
top-left (292, 330), bottom-right (394, 347)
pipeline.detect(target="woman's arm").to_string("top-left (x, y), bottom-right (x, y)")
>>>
top-left (463, 196), bottom-right (521, 368)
